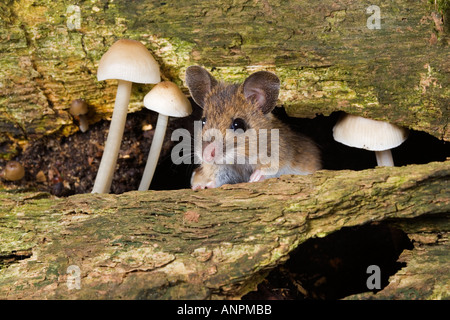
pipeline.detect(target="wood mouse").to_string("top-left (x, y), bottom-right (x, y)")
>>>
top-left (185, 66), bottom-right (321, 190)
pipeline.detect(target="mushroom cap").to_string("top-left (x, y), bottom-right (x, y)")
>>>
top-left (69, 99), bottom-right (88, 116)
top-left (333, 113), bottom-right (409, 151)
top-left (2, 161), bottom-right (25, 181)
top-left (97, 39), bottom-right (161, 84)
top-left (143, 81), bottom-right (192, 117)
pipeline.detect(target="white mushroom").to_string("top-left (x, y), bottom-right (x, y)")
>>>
top-left (138, 81), bottom-right (192, 191)
top-left (333, 113), bottom-right (409, 167)
top-left (92, 39), bottom-right (160, 194)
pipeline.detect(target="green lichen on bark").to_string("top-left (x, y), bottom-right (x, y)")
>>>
top-left (0, 161), bottom-right (448, 299)
top-left (347, 213), bottom-right (450, 300)
top-left (0, 0), bottom-right (448, 159)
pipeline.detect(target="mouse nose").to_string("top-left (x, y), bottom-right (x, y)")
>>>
top-left (203, 142), bottom-right (216, 163)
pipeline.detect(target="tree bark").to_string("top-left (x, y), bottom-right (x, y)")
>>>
top-left (347, 214), bottom-right (449, 300)
top-left (0, 0), bottom-right (448, 300)
top-left (0, 0), bottom-right (449, 159)
top-left (0, 161), bottom-right (448, 299)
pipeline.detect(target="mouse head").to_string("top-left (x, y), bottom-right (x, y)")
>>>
top-left (185, 66), bottom-right (280, 165)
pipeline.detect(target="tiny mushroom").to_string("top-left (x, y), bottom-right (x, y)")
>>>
top-left (70, 99), bottom-right (89, 132)
top-left (92, 39), bottom-right (161, 194)
top-left (138, 81), bottom-right (192, 191)
top-left (1, 161), bottom-right (25, 181)
top-left (333, 113), bottom-right (409, 167)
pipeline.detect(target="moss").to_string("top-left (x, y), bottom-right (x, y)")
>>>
top-left (140, 34), bottom-right (196, 85)
top-left (429, 0), bottom-right (450, 13)
top-left (0, 161), bottom-right (449, 299)
top-left (0, 0), bottom-right (448, 162)
top-left (0, 192), bottom-right (61, 255)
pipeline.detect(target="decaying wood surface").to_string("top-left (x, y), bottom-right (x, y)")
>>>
top-left (0, 0), bottom-right (449, 159)
top-left (0, 0), bottom-right (448, 300)
top-left (347, 213), bottom-right (449, 300)
top-left (0, 161), bottom-right (448, 299)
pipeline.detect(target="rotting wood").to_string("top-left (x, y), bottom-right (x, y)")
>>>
top-left (0, 0), bottom-right (449, 160)
top-left (346, 213), bottom-right (449, 300)
top-left (0, 161), bottom-right (448, 299)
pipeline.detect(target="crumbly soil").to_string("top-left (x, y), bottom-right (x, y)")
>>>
top-left (0, 105), bottom-right (202, 196)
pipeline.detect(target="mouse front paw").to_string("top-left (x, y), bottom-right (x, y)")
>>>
top-left (249, 169), bottom-right (266, 183)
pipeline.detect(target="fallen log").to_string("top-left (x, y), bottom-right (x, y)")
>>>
top-left (0, 161), bottom-right (448, 299)
top-left (1, 0), bottom-right (448, 159)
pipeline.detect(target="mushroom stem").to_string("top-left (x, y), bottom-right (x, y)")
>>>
top-left (375, 150), bottom-right (394, 167)
top-left (138, 113), bottom-right (169, 191)
top-left (79, 115), bottom-right (89, 132)
top-left (92, 80), bottom-right (132, 193)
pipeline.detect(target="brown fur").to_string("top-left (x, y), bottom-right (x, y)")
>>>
top-left (186, 66), bottom-right (321, 189)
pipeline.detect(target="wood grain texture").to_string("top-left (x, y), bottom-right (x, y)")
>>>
top-left (0, 161), bottom-right (448, 299)
top-left (0, 0), bottom-right (448, 159)
top-left (347, 213), bottom-right (450, 299)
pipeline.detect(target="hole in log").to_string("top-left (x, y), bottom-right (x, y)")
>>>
top-left (272, 109), bottom-right (450, 171)
top-left (151, 108), bottom-right (449, 190)
top-left (1, 103), bottom-right (447, 195)
top-left (0, 250), bottom-right (33, 270)
top-left (242, 222), bottom-right (413, 300)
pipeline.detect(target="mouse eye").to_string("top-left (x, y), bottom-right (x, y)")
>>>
top-left (231, 118), bottom-right (247, 132)
top-left (201, 117), bottom-right (207, 127)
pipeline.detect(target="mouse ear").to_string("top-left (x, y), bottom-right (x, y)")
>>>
top-left (185, 66), bottom-right (218, 108)
top-left (243, 71), bottom-right (280, 114)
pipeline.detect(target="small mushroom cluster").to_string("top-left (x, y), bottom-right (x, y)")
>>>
top-left (333, 113), bottom-right (409, 167)
top-left (91, 39), bottom-right (192, 194)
